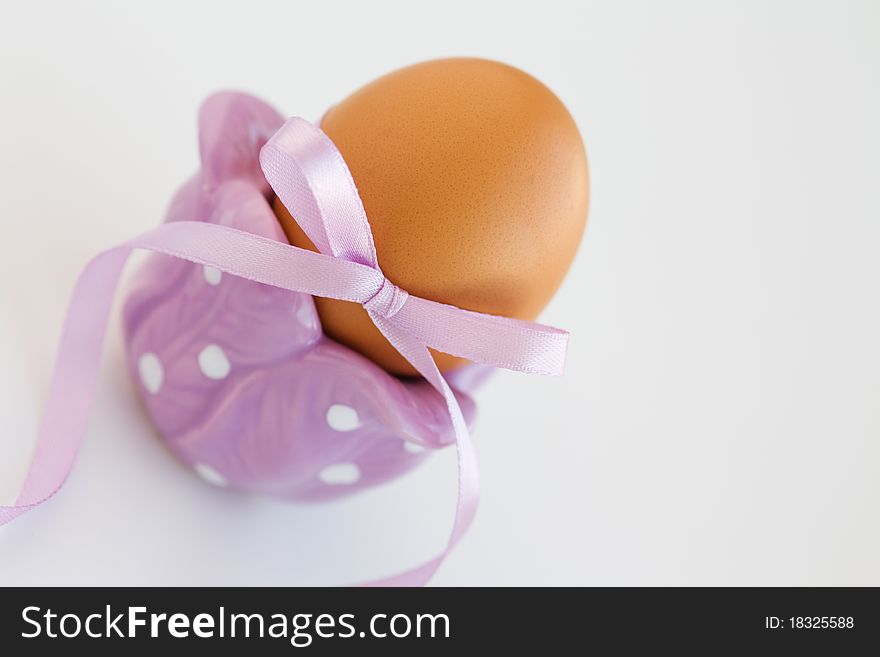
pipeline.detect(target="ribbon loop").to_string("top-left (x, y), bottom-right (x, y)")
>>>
top-left (260, 117), bottom-right (379, 268)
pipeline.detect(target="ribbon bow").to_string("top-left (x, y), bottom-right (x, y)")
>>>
top-left (0, 118), bottom-right (569, 586)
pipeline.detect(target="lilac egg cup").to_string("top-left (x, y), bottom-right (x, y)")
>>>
top-left (123, 91), bottom-right (491, 502)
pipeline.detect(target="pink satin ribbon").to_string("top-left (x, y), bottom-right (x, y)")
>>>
top-left (1, 118), bottom-right (568, 586)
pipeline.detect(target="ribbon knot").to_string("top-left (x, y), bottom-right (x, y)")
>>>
top-left (363, 276), bottom-right (409, 319)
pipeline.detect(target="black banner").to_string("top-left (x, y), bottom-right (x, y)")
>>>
top-left (0, 587), bottom-right (876, 653)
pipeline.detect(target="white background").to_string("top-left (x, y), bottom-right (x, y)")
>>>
top-left (1, 0), bottom-right (878, 586)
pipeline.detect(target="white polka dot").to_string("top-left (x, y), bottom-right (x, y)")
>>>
top-left (318, 463), bottom-right (361, 485)
top-left (203, 265), bottom-right (222, 286)
top-left (194, 462), bottom-right (227, 486)
top-left (325, 404), bottom-right (361, 431)
top-left (198, 344), bottom-right (231, 380)
top-left (138, 352), bottom-right (163, 394)
top-left (403, 440), bottom-right (427, 454)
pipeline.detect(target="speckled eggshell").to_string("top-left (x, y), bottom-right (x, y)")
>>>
top-left (274, 57), bottom-right (589, 376)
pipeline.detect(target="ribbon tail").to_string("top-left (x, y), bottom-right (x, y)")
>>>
top-left (395, 295), bottom-right (569, 376)
top-left (360, 314), bottom-right (481, 586)
top-left (1, 246), bottom-right (131, 523)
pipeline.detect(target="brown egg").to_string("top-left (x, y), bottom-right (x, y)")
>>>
top-left (273, 57), bottom-right (589, 376)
